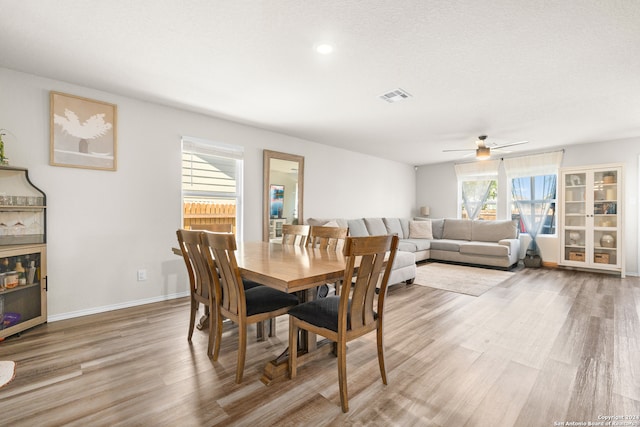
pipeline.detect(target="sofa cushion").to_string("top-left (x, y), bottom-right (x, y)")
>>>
top-left (399, 218), bottom-right (410, 239)
top-left (459, 242), bottom-right (510, 257)
top-left (323, 220), bottom-right (339, 227)
top-left (383, 217), bottom-right (404, 238)
top-left (431, 218), bottom-right (445, 239)
top-left (347, 219), bottom-right (369, 237)
top-left (409, 220), bottom-right (433, 239)
top-left (442, 219), bottom-right (472, 240)
top-left (364, 218), bottom-right (388, 236)
top-left (430, 239), bottom-right (465, 252)
top-left (401, 238), bottom-right (431, 251)
top-left (306, 218), bottom-right (349, 228)
top-left (472, 220), bottom-right (518, 242)
top-left (306, 217), bottom-right (329, 227)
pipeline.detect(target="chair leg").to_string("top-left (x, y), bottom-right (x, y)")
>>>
top-left (337, 338), bottom-right (349, 413)
top-left (236, 321), bottom-right (247, 383)
top-left (212, 309), bottom-right (224, 361)
top-left (376, 324), bottom-right (387, 385)
top-left (206, 306), bottom-right (215, 357)
top-left (188, 299), bottom-right (197, 342)
top-left (288, 318), bottom-right (298, 379)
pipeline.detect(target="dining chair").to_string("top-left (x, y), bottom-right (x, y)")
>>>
top-left (288, 234), bottom-right (399, 412)
top-left (307, 225), bottom-right (349, 297)
top-left (281, 224), bottom-right (310, 246)
top-left (307, 225), bottom-right (349, 250)
top-left (192, 221), bottom-right (273, 337)
top-left (190, 223), bottom-right (233, 233)
top-left (176, 229), bottom-right (216, 357)
top-left (200, 231), bottom-right (300, 383)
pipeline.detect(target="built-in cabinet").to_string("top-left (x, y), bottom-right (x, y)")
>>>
top-left (0, 166), bottom-right (47, 339)
top-left (559, 164), bottom-right (623, 276)
top-left (269, 218), bottom-right (286, 241)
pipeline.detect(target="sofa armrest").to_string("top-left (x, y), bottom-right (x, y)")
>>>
top-left (498, 238), bottom-right (520, 255)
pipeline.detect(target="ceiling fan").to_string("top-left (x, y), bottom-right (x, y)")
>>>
top-left (443, 135), bottom-right (529, 160)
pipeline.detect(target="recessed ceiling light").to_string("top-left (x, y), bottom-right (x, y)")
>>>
top-left (316, 44), bottom-right (334, 55)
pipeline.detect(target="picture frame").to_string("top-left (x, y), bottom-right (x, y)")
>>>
top-left (269, 184), bottom-right (284, 218)
top-left (50, 91), bottom-right (117, 171)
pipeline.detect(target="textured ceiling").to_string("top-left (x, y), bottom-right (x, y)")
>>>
top-left (1, 0), bottom-right (639, 165)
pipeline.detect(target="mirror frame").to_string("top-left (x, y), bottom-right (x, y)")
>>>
top-left (263, 150), bottom-right (305, 242)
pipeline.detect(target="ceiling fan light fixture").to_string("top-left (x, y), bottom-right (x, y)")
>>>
top-left (476, 147), bottom-right (491, 160)
top-left (316, 43), bottom-right (334, 54)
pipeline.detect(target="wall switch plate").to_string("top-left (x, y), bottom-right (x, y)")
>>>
top-left (137, 269), bottom-right (147, 281)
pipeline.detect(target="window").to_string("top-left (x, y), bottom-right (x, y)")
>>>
top-left (455, 160), bottom-right (500, 220)
top-left (181, 137), bottom-right (243, 239)
top-left (503, 151), bottom-right (563, 239)
top-left (510, 175), bottom-right (556, 235)
top-left (460, 179), bottom-right (497, 220)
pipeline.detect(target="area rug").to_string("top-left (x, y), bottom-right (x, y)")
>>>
top-left (413, 263), bottom-right (515, 297)
top-left (0, 361), bottom-right (16, 389)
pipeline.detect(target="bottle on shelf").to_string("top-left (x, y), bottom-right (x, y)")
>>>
top-left (27, 261), bottom-right (36, 284)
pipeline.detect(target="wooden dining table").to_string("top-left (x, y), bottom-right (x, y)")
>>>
top-left (174, 240), bottom-right (349, 384)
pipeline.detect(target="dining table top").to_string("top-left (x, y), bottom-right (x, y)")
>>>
top-left (173, 240), bottom-right (349, 294)
top-left (235, 241), bottom-right (348, 293)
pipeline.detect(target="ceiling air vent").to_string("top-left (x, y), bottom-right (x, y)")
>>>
top-left (379, 88), bottom-right (412, 103)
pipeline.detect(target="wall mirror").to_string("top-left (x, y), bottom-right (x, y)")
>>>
top-left (263, 150), bottom-right (304, 242)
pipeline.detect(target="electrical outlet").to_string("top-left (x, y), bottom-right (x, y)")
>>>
top-left (137, 269), bottom-right (147, 281)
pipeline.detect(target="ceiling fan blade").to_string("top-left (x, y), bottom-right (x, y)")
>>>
top-left (442, 148), bottom-right (476, 152)
top-left (492, 140), bottom-right (528, 149)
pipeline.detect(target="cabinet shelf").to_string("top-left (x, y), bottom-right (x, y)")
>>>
top-left (0, 205), bottom-right (46, 210)
top-left (0, 281), bottom-right (41, 296)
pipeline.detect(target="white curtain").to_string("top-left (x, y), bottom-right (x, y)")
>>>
top-left (454, 160), bottom-right (500, 220)
top-left (504, 151), bottom-right (563, 255)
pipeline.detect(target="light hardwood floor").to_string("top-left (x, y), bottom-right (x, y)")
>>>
top-left (1, 267), bottom-right (639, 426)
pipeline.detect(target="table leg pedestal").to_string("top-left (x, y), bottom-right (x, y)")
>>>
top-left (260, 339), bottom-right (334, 385)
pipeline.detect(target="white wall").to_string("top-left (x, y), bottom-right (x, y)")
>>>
top-left (0, 68), bottom-right (415, 319)
top-left (416, 138), bottom-right (640, 275)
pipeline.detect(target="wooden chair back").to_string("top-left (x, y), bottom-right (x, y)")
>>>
top-left (190, 223), bottom-right (233, 233)
top-left (200, 232), bottom-right (245, 320)
top-left (281, 224), bottom-right (310, 246)
top-left (176, 229), bottom-right (215, 356)
top-left (307, 226), bottom-right (348, 250)
top-left (340, 234), bottom-right (399, 334)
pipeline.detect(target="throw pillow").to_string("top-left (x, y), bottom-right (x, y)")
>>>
top-left (323, 220), bottom-right (339, 227)
top-left (409, 220), bottom-right (433, 239)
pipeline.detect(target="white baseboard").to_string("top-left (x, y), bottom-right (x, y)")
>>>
top-left (47, 291), bottom-right (190, 322)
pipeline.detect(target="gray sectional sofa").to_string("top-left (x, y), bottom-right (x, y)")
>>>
top-left (307, 217), bottom-right (521, 280)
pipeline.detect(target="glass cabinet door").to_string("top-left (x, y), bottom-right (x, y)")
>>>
top-left (563, 172), bottom-right (587, 264)
top-left (592, 168), bottom-right (619, 267)
top-left (0, 245), bottom-right (46, 338)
